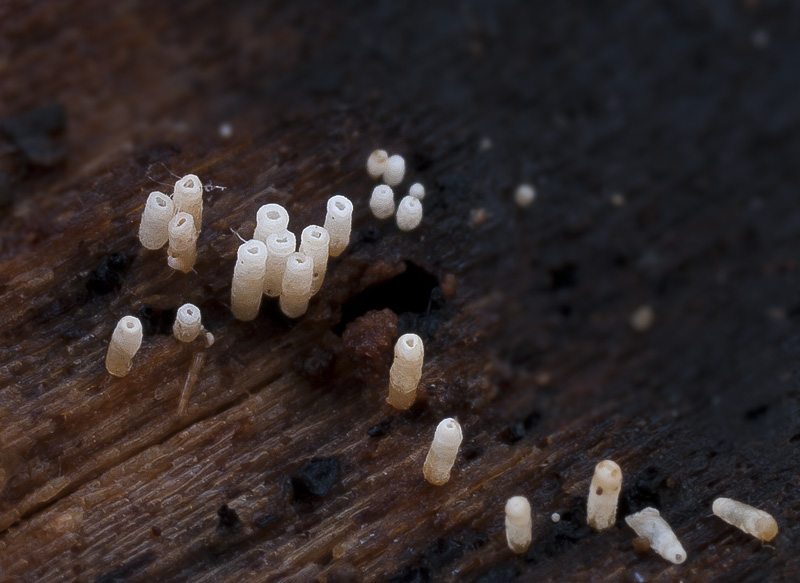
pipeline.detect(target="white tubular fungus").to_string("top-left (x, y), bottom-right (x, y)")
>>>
top-left (423, 418), bottom-right (463, 486)
top-left (173, 174), bottom-right (203, 231)
top-left (505, 496), bottom-right (533, 554)
top-left (409, 182), bottom-right (425, 200)
top-left (231, 240), bottom-right (268, 321)
top-left (254, 203), bottom-right (290, 243)
top-left (386, 333), bottom-right (424, 410)
top-left (139, 191), bottom-right (174, 250)
top-left (279, 252), bottom-right (314, 318)
top-left (587, 460), bottom-right (622, 531)
top-left (370, 185), bottom-right (395, 219)
top-left (625, 508), bottom-right (686, 564)
top-left (105, 316), bottom-right (143, 377)
top-left (324, 195), bottom-right (353, 257)
top-left (514, 183), bottom-right (536, 208)
top-left (712, 497), bottom-right (778, 542)
top-left (367, 149), bottom-right (389, 179)
top-left (173, 303), bottom-right (203, 343)
top-left (167, 212), bottom-right (199, 273)
top-left (383, 154), bottom-right (406, 187)
top-left (263, 230), bottom-right (296, 297)
top-left (299, 225), bottom-right (330, 295)
top-left (396, 196), bottom-right (423, 232)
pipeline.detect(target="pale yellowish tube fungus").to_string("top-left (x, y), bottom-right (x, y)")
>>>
top-left (625, 507), bottom-right (686, 564)
top-left (139, 191), bottom-right (174, 250)
top-left (172, 174), bottom-right (203, 231)
top-left (386, 333), bottom-right (424, 410)
top-left (231, 240), bottom-right (268, 321)
top-left (263, 230), bottom-right (296, 297)
top-left (712, 497), bottom-right (778, 542)
top-left (279, 252), bottom-right (314, 318)
top-left (324, 195), bottom-right (353, 258)
top-left (587, 460), bottom-right (622, 531)
top-left (167, 212), bottom-right (199, 273)
top-left (423, 418), bottom-right (463, 486)
top-left (105, 316), bottom-right (143, 377)
top-left (505, 496), bottom-right (533, 554)
top-left (299, 225), bottom-right (330, 296)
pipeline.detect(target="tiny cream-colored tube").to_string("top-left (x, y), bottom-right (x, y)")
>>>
top-left (423, 418), bottom-right (462, 486)
top-left (625, 507), bottom-right (686, 564)
top-left (505, 496), bottom-right (532, 554)
top-left (167, 212), bottom-right (198, 273)
top-left (367, 149), bottom-right (388, 179)
top-left (299, 225), bottom-right (330, 296)
top-left (370, 185), bottom-right (395, 219)
top-left (139, 191), bottom-right (174, 250)
top-left (254, 203), bottom-right (290, 243)
top-left (173, 303), bottom-right (202, 343)
top-left (231, 240), bottom-right (268, 321)
top-left (173, 174), bottom-right (203, 231)
top-left (712, 497), bottom-right (778, 542)
top-left (386, 333), bottom-right (424, 410)
top-left (409, 183), bottom-right (425, 200)
top-left (587, 460), bottom-right (622, 531)
top-left (324, 195), bottom-right (353, 257)
top-left (383, 154), bottom-right (406, 186)
top-left (264, 230), bottom-right (296, 297)
top-left (279, 252), bottom-right (314, 318)
top-left (396, 195), bottom-right (423, 231)
top-left (105, 316), bottom-right (143, 377)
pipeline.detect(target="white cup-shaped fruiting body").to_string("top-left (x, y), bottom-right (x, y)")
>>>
top-left (167, 212), bottom-right (199, 273)
top-left (139, 191), bottom-right (175, 250)
top-left (173, 303), bottom-right (203, 343)
top-left (712, 497), bottom-right (778, 542)
top-left (367, 149), bottom-right (388, 179)
top-left (386, 333), bottom-right (424, 410)
top-left (173, 174), bottom-right (203, 231)
top-left (409, 182), bottom-right (425, 200)
top-left (383, 154), bottom-right (406, 187)
top-left (105, 316), bottom-right (143, 377)
top-left (514, 183), bottom-right (536, 208)
top-left (324, 195), bottom-right (353, 258)
top-left (279, 252), bottom-right (314, 318)
top-left (396, 196), bottom-right (423, 232)
top-left (587, 460), bottom-right (622, 531)
top-left (625, 507), bottom-right (686, 565)
top-left (505, 496), bottom-right (533, 554)
top-left (254, 203), bottom-right (290, 243)
top-left (264, 230), bottom-right (296, 297)
top-left (299, 225), bottom-right (330, 296)
top-left (370, 185), bottom-right (395, 219)
top-left (423, 418), bottom-right (463, 486)
top-left (231, 240), bottom-right (268, 321)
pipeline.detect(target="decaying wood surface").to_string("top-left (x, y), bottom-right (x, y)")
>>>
top-left (1, 1), bottom-right (799, 582)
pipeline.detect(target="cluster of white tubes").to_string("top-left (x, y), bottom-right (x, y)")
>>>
top-left (367, 150), bottom-right (424, 231)
top-left (138, 174), bottom-right (204, 273)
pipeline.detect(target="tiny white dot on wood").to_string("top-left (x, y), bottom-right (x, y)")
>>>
top-left (105, 316), bottom-right (143, 377)
top-left (514, 184), bottom-right (536, 208)
top-left (423, 418), bottom-right (462, 486)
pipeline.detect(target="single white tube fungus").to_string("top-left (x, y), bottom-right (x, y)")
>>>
top-left (514, 184), bottom-right (536, 208)
top-left (254, 203), bottom-right (290, 243)
top-left (383, 154), bottom-right (406, 186)
top-left (167, 212), bottom-right (199, 273)
top-left (139, 191), bottom-right (175, 250)
top-left (264, 230), bottom-right (296, 297)
top-left (587, 460), bottom-right (622, 531)
top-left (712, 497), bottom-right (778, 542)
top-left (173, 303), bottom-right (203, 343)
top-left (279, 252), bottom-right (314, 318)
top-left (409, 183), bottom-right (425, 200)
top-left (299, 225), bottom-right (330, 295)
top-left (386, 333), bottom-right (424, 410)
top-left (505, 496), bottom-right (532, 554)
top-left (324, 195), bottom-right (353, 257)
top-left (173, 174), bottom-right (203, 231)
top-left (231, 240), bottom-right (268, 321)
top-left (396, 195), bottom-right (423, 231)
top-left (367, 149), bottom-right (388, 179)
top-left (625, 507), bottom-right (686, 564)
top-left (105, 316), bottom-right (143, 377)
top-left (423, 418), bottom-right (462, 486)
top-left (370, 185), bottom-right (395, 219)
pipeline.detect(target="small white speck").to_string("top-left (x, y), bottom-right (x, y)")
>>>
top-left (514, 184), bottom-right (536, 208)
top-left (752, 28), bottom-right (770, 50)
top-left (610, 193), bottom-right (626, 207)
top-left (478, 136), bottom-right (493, 152)
top-left (219, 122), bottom-right (233, 139)
top-left (551, 513), bottom-right (560, 523)
top-left (630, 305), bottom-right (655, 332)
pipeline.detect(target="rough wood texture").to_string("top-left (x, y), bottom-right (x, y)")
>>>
top-left (1, 1), bottom-right (799, 582)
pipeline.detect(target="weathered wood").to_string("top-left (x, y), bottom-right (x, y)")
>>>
top-left (1, 1), bottom-right (799, 582)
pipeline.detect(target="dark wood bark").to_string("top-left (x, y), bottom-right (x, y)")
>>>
top-left (1, 1), bottom-right (799, 582)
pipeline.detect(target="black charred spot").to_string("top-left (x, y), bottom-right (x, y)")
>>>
top-left (86, 251), bottom-right (133, 296)
top-left (525, 501), bottom-right (592, 564)
top-left (476, 564), bottom-right (519, 583)
top-left (619, 466), bottom-right (672, 517)
top-left (366, 418), bottom-right (393, 438)
top-left (298, 346), bottom-right (336, 383)
top-left (136, 305), bottom-right (178, 336)
top-left (291, 457), bottom-right (340, 502)
top-left (253, 513), bottom-right (279, 530)
top-left (0, 103), bottom-right (67, 168)
top-left (217, 504), bottom-right (239, 529)
top-left (744, 404), bottom-right (768, 421)
top-left (388, 566), bottom-right (430, 583)
top-left (498, 411), bottom-right (541, 444)
top-left (549, 262), bottom-right (577, 291)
